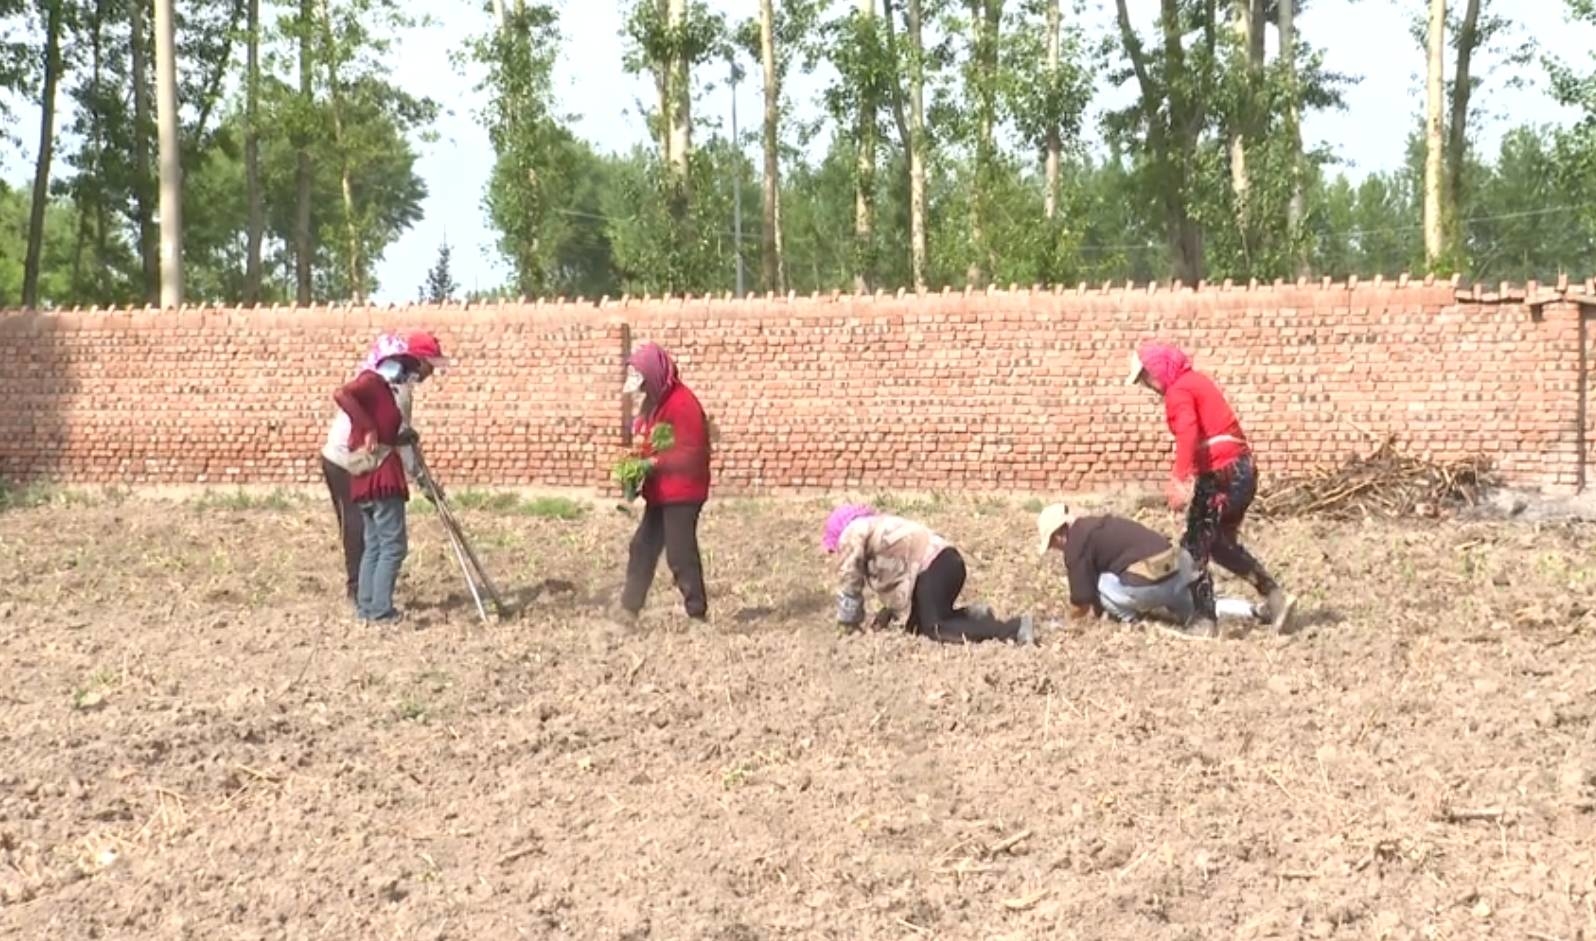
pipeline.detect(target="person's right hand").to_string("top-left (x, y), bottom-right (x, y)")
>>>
top-left (360, 431), bottom-right (378, 454)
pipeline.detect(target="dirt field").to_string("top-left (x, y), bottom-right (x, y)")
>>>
top-left (1, 489), bottom-right (1593, 940)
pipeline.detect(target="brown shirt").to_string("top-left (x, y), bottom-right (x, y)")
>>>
top-left (1062, 515), bottom-right (1183, 609)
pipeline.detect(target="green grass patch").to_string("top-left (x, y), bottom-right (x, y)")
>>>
top-left (0, 481), bottom-right (118, 511)
top-left (445, 490), bottom-right (587, 520)
top-left (190, 488), bottom-right (299, 512)
top-left (518, 496), bottom-right (587, 520)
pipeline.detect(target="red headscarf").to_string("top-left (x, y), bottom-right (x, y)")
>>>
top-left (1136, 342), bottom-right (1193, 393)
top-left (628, 342), bottom-right (680, 416)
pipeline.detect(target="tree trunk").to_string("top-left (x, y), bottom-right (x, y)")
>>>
top-left (244, 0), bottom-right (264, 302)
top-left (1447, 0), bottom-right (1480, 255)
top-left (1280, 0), bottom-right (1305, 275)
top-left (905, 0), bottom-right (928, 290)
top-left (666, 0), bottom-right (691, 208)
top-left (853, 0), bottom-right (876, 293)
top-left (1043, 0), bottom-right (1060, 221)
top-left (88, 0), bottom-right (111, 298)
top-left (1423, 0), bottom-right (1446, 268)
top-left (319, 0), bottom-right (364, 302)
top-left (294, 0), bottom-right (314, 305)
top-left (966, 0), bottom-right (1000, 288)
top-left (153, 0), bottom-right (183, 306)
top-left (651, 0), bottom-right (669, 160)
top-left (129, 0), bottom-right (159, 301)
top-left (1227, 0), bottom-right (1261, 225)
top-left (21, 0), bottom-right (63, 309)
top-left (758, 0), bottom-right (784, 293)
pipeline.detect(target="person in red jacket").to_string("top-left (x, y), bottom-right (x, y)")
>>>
top-left (619, 342), bottom-right (711, 621)
top-left (332, 330), bottom-right (448, 624)
top-left (1127, 342), bottom-right (1294, 637)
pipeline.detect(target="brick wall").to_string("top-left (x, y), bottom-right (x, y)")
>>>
top-left (1, 279), bottom-right (1591, 495)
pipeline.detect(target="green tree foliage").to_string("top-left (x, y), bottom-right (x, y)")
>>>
top-left (4, 0), bottom-right (1593, 307)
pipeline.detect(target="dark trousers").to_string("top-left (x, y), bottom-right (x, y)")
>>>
top-left (907, 548), bottom-right (1024, 644)
top-left (320, 457), bottom-right (363, 600)
top-left (1182, 454), bottom-right (1277, 620)
top-left (622, 501), bottom-right (708, 618)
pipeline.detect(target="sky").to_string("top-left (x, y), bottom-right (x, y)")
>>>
top-left (2, 0), bottom-right (1592, 303)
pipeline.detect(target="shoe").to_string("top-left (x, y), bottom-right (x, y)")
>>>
top-left (1015, 614), bottom-right (1036, 647)
top-left (367, 609), bottom-right (405, 627)
top-left (1263, 589), bottom-right (1296, 633)
top-left (607, 604), bottom-right (640, 629)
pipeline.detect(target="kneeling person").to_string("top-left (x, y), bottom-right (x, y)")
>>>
top-left (1036, 504), bottom-right (1259, 629)
top-left (824, 504), bottom-right (1035, 645)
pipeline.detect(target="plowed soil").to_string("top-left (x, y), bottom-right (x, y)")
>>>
top-left (1, 492), bottom-right (1593, 940)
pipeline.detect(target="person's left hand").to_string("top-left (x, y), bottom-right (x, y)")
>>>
top-left (396, 428), bottom-right (419, 446)
top-left (1164, 476), bottom-right (1194, 510)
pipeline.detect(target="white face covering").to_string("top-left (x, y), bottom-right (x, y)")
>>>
top-left (376, 359), bottom-right (408, 384)
top-left (622, 365), bottom-right (644, 396)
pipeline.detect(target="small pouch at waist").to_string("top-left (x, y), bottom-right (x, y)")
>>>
top-left (1126, 545), bottom-right (1183, 584)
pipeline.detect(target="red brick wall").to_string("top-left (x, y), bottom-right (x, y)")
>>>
top-left (0, 281), bottom-right (1589, 495)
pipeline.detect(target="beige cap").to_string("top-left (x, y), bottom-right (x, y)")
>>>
top-left (1036, 503), bottom-right (1073, 555)
top-left (1124, 349), bottom-right (1146, 386)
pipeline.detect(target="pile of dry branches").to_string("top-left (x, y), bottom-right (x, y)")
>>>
top-left (1257, 436), bottom-right (1500, 520)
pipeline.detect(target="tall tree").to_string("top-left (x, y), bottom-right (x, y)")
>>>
top-left (153, 0), bottom-right (183, 305)
top-left (1280, 0), bottom-right (1305, 273)
top-left (667, 0), bottom-right (691, 205)
top-left (1226, 0), bottom-right (1263, 222)
top-left (293, 0), bottom-right (314, 303)
top-left (421, 241), bottom-right (458, 302)
top-left (1006, 0), bottom-right (1090, 282)
top-left (470, 0), bottom-right (569, 296)
top-left (852, 0), bottom-right (877, 291)
top-left (1108, 0), bottom-right (1219, 282)
top-left (902, 0), bottom-right (929, 288)
top-left (963, 0), bottom-right (1001, 286)
top-left (318, 0), bottom-right (363, 301)
top-left (1042, 0), bottom-right (1060, 219)
top-left (22, 0), bottom-right (65, 308)
top-left (243, 0), bottom-right (264, 302)
top-left (1423, 0), bottom-right (1445, 268)
top-left (757, 0), bottom-right (785, 293)
top-left (129, 0), bottom-right (159, 298)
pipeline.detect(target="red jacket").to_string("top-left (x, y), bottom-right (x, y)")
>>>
top-left (637, 383), bottom-right (711, 505)
top-left (332, 371), bottom-right (409, 503)
top-left (1163, 369), bottom-right (1250, 482)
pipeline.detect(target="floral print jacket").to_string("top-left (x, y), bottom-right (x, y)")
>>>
top-left (834, 514), bottom-right (948, 627)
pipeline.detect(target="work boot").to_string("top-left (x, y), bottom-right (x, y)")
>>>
top-left (1261, 588), bottom-right (1296, 633)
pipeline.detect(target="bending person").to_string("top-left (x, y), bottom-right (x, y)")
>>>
top-left (1127, 342), bottom-right (1295, 636)
top-left (331, 331), bottom-right (448, 623)
top-left (823, 504), bottom-right (1035, 646)
top-left (1036, 503), bottom-right (1264, 631)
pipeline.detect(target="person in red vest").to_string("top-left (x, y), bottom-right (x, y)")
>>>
top-left (1127, 342), bottom-right (1295, 637)
top-left (320, 331), bottom-right (439, 600)
top-left (619, 342), bottom-right (712, 621)
top-left (332, 330), bottom-right (448, 624)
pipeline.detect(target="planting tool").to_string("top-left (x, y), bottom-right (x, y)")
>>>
top-left (413, 443), bottom-right (507, 621)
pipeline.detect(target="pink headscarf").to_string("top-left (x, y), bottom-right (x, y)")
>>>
top-left (359, 333), bottom-right (410, 375)
top-left (1136, 342), bottom-right (1193, 392)
top-left (628, 342), bottom-right (680, 416)
top-left (823, 504), bottom-right (878, 553)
